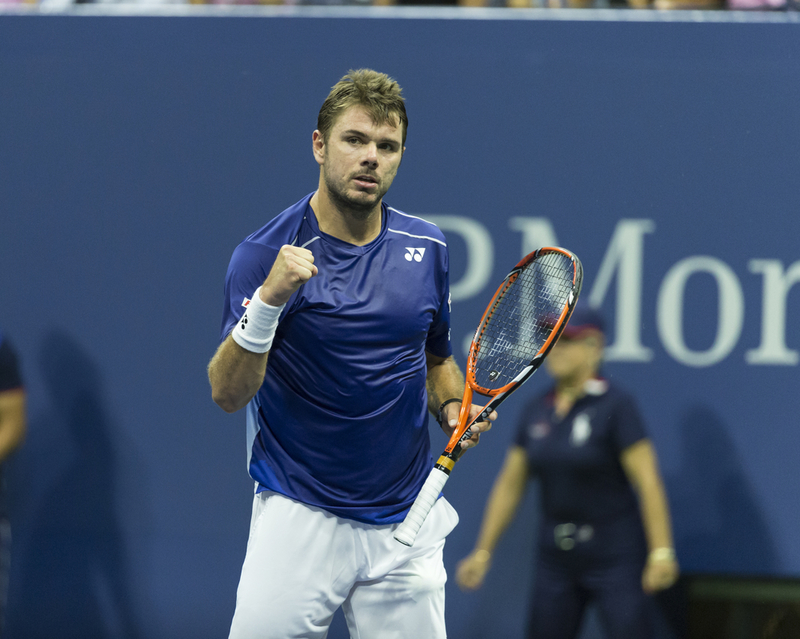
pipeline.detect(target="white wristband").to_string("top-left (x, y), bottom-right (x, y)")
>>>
top-left (649, 547), bottom-right (676, 562)
top-left (231, 287), bottom-right (285, 354)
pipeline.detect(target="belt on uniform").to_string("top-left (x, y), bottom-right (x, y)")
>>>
top-left (553, 523), bottom-right (594, 550)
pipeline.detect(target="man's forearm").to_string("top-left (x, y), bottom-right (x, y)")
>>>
top-left (425, 354), bottom-right (465, 416)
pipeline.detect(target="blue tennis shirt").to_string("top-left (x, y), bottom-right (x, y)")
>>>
top-left (220, 194), bottom-right (452, 525)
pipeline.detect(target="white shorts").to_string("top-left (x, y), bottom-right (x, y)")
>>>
top-left (228, 490), bottom-right (459, 639)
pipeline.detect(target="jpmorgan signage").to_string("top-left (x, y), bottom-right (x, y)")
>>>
top-left (427, 216), bottom-right (799, 368)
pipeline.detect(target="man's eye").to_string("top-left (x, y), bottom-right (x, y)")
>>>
top-left (348, 137), bottom-right (361, 144)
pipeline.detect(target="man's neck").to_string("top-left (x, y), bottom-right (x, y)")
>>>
top-left (309, 190), bottom-right (382, 247)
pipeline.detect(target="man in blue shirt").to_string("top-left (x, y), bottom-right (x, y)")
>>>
top-left (208, 69), bottom-right (493, 639)
top-left (455, 304), bottom-right (678, 639)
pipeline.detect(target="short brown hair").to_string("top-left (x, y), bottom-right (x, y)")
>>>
top-left (317, 69), bottom-right (408, 146)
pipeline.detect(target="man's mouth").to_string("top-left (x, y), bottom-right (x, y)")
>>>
top-left (353, 175), bottom-right (378, 189)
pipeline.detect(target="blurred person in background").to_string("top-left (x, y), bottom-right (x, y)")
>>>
top-left (0, 331), bottom-right (26, 637)
top-left (456, 303), bottom-right (678, 639)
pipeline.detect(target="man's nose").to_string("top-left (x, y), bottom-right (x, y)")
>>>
top-left (362, 142), bottom-right (378, 166)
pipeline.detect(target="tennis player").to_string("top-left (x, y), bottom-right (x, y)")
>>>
top-left (208, 69), bottom-right (494, 639)
top-left (456, 304), bottom-right (678, 639)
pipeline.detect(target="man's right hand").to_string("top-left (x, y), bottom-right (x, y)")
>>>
top-left (260, 245), bottom-right (318, 306)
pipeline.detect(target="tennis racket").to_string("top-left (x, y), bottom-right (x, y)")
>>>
top-left (393, 246), bottom-right (583, 546)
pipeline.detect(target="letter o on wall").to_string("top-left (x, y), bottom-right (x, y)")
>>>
top-left (657, 256), bottom-right (745, 367)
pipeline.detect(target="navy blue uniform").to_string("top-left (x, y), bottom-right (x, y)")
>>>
top-left (514, 378), bottom-right (653, 639)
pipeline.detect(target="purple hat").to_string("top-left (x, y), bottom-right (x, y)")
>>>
top-left (562, 302), bottom-right (605, 338)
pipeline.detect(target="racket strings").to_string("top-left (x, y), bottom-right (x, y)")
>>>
top-left (471, 251), bottom-right (576, 392)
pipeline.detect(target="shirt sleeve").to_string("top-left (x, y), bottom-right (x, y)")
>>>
top-left (219, 241), bottom-right (281, 342)
top-left (425, 291), bottom-right (452, 359)
top-left (513, 393), bottom-right (545, 448)
top-left (609, 391), bottom-right (649, 452)
top-left (424, 248), bottom-right (453, 359)
top-left (0, 338), bottom-right (23, 392)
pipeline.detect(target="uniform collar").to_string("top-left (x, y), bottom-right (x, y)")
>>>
top-left (583, 378), bottom-right (609, 396)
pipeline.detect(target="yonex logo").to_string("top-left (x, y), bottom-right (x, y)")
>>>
top-left (405, 247), bottom-right (426, 262)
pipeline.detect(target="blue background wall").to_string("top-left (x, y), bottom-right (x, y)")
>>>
top-left (1, 10), bottom-right (799, 638)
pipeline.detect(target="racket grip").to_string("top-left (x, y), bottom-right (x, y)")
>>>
top-left (393, 467), bottom-right (450, 547)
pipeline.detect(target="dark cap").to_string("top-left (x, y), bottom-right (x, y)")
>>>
top-left (562, 302), bottom-right (605, 338)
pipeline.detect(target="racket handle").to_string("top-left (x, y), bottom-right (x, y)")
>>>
top-left (393, 467), bottom-right (450, 547)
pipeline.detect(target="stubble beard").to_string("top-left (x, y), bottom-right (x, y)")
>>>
top-left (324, 171), bottom-right (388, 221)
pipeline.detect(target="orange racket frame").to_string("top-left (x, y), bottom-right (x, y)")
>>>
top-left (394, 247), bottom-right (583, 546)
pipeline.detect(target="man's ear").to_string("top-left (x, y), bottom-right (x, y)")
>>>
top-left (312, 130), bottom-right (325, 165)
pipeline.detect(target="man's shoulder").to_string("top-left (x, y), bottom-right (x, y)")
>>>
top-left (385, 206), bottom-right (447, 246)
top-left (242, 194), bottom-right (313, 248)
top-left (226, 195), bottom-right (313, 278)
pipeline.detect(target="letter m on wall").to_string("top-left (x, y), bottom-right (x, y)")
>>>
top-left (509, 217), bottom-right (655, 363)
top-left (588, 219), bottom-right (655, 363)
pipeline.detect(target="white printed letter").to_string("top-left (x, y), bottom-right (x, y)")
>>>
top-left (587, 220), bottom-right (656, 362)
top-left (508, 217), bottom-right (559, 257)
top-left (423, 215), bottom-right (494, 301)
top-left (745, 259), bottom-right (800, 365)
top-left (657, 256), bottom-right (744, 367)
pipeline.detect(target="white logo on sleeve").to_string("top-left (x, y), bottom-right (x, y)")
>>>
top-left (405, 247), bottom-right (426, 262)
top-left (570, 413), bottom-right (592, 447)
